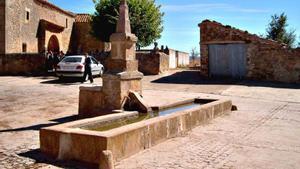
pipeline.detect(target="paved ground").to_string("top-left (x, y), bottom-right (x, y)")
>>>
top-left (0, 70), bottom-right (299, 169)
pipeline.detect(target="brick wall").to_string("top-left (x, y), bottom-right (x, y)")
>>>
top-left (136, 52), bottom-right (169, 75)
top-left (199, 20), bottom-right (300, 83)
top-left (0, 53), bottom-right (46, 75)
top-left (0, 0), bottom-right (5, 54)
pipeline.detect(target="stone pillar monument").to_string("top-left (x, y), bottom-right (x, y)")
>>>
top-left (79, 0), bottom-right (143, 116)
top-left (103, 0), bottom-right (143, 110)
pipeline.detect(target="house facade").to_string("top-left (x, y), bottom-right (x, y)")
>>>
top-left (0, 0), bottom-right (104, 74)
top-left (199, 20), bottom-right (300, 83)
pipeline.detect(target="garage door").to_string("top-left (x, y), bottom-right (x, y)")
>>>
top-left (209, 44), bottom-right (246, 78)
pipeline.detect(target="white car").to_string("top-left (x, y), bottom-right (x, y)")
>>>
top-left (56, 55), bottom-right (104, 79)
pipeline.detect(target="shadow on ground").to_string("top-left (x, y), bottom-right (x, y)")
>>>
top-left (152, 71), bottom-right (300, 89)
top-left (0, 115), bottom-right (79, 133)
top-left (40, 77), bottom-right (84, 85)
top-left (19, 149), bottom-right (97, 169)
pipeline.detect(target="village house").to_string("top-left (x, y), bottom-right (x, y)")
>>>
top-left (0, 0), bottom-right (104, 74)
top-left (199, 20), bottom-right (300, 83)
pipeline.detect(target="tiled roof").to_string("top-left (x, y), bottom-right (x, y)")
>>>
top-left (34, 0), bottom-right (75, 17)
top-left (75, 14), bottom-right (92, 23)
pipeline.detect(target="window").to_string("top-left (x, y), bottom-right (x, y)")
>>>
top-left (61, 57), bottom-right (82, 63)
top-left (22, 43), bottom-right (27, 53)
top-left (92, 58), bottom-right (99, 64)
top-left (66, 18), bottom-right (68, 28)
top-left (26, 11), bottom-right (30, 20)
top-left (25, 8), bottom-right (30, 23)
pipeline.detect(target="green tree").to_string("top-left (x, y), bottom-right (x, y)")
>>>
top-left (266, 13), bottom-right (296, 48)
top-left (91, 0), bottom-right (164, 49)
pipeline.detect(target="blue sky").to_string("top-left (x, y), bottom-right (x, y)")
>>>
top-left (49, 0), bottom-right (300, 53)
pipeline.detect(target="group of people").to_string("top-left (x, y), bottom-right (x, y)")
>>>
top-left (45, 50), bottom-right (65, 72)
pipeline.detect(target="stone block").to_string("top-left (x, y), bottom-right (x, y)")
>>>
top-left (223, 100), bottom-right (233, 113)
top-left (167, 116), bottom-right (179, 138)
top-left (213, 103), bottom-right (223, 117)
top-left (99, 150), bottom-right (115, 169)
top-left (125, 91), bottom-right (150, 113)
top-left (108, 127), bottom-right (147, 161)
top-left (79, 86), bottom-right (105, 117)
top-left (69, 133), bottom-right (108, 164)
top-left (181, 113), bottom-right (192, 132)
top-left (40, 128), bottom-right (60, 158)
top-left (149, 120), bottom-right (168, 146)
top-left (204, 106), bottom-right (213, 120)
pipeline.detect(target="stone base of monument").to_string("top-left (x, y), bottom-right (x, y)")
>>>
top-left (79, 71), bottom-right (144, 118)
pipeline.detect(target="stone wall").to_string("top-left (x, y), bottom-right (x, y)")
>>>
top-left (0, 53), bottom-right (46, 75)
top-left (199, 20), bottom-right (300, 83)
top-left (72, 21), bottom-right (104, 54)
top-left (4, 0), bottom-right (75, 54)
top-left (136, 52), bottom-right (169, 75)
top-left (0, 0), bottom-right (5, 54)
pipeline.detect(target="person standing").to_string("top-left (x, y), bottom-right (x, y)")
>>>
top-left (59, 51), bottom-right (65, 60)
top-left (82, 53), bottom-right (93, 83)
top-left (47, 51), bottom-right (54, 72)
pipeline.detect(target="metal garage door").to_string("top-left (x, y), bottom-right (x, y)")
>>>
top-left (209, 44), bottom-right (246, 78)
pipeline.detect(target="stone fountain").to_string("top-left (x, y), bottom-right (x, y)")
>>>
top-left (40, 1), bottom-right (233, 168)
top-left (79, 0), bottom-right (146, 117)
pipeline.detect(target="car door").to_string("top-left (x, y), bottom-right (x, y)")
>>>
top-left (91, 57), bottom-right (101, 75)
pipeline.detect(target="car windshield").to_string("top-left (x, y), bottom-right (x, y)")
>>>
top-left (61, 57), bottom-right (82, 63)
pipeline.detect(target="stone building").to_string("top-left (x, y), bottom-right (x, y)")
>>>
top-left (199, 20), bottom-right (300, 83)
top-left (0, 0), bottom-right (104, 74)
top-left (71, 14), bottom-right (104, 54)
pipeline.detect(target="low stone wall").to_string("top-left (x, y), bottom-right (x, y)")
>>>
top-left (248, 45), bottom-right (300, 82)
top-left (0, 53), bottom-right (46, 75)
top-left (199, 20), bottom-right (300, 83)
top-left (136, 52), bottom-right (169, 75)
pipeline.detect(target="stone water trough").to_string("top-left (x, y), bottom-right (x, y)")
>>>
top-left (40, 98), bottom-right (232, 167)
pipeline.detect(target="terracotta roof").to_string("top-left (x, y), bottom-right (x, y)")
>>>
top-left (75, 14), bottom-right (92, 23)
top-left (34, 0), bottom-right (75, 17)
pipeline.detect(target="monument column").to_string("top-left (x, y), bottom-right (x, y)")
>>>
top-left (102, 0), bottom-right (143, 110)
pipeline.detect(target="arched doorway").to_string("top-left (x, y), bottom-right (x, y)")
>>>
top-left (47, 35), bottom-right (60, 53)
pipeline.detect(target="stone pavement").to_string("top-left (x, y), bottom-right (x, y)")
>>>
top-left (0, 71), bottom-right (299, 169)
top-left (116, 92), bottom-right (300, 169)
